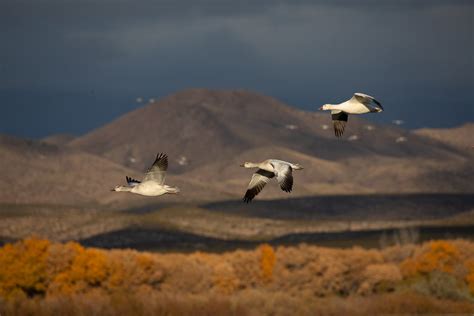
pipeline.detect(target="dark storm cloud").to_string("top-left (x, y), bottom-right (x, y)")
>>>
top-left (0, 0), bottom-right (472, 137)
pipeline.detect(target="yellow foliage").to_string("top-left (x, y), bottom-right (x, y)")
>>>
top-left (0, 237), bottom-right (50, 299)
top-left (1, 237), bottom-right (474, 304)
top-left (400, 241), bottom-right (461, 278)
top-left (53, 243), bottom-right (108, 293)
top-left (259, 244), bottom-right (276, 282)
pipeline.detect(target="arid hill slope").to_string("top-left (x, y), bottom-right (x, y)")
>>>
top-left (415, 123), bottom-right (474, 150)
top-left (0, 135), bottom-right (227, 206)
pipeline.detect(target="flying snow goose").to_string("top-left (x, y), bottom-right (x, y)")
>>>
top-left (319, 93), bottom-right (383, 137)
top-left (112, 153), bottom-right (179, 196)
top-left (240, 159), bottom-right (303, 203)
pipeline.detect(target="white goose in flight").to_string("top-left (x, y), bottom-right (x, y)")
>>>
top-left (241, 159), bottom-right (303, 203)
top-left (112, 153), bottom-right (179, 196)
top-left (319, 93), bottom-right (383, 137)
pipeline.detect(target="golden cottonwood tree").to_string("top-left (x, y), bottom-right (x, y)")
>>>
top-left (259, 244), bottom-right (276, 282)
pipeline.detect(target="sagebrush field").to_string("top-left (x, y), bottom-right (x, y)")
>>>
top-left (1, 238), bottom-right (474, 315)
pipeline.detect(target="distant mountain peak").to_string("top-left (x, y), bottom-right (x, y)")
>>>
top-left (146, 88), bottom-right (290, 113)
top-left (41, 133), bottom-right (76, 146)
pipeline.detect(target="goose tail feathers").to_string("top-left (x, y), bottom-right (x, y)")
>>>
top-left (164, 186), bottom-right (180, 194)
top-left (292, 163), bottom-right (303, 170)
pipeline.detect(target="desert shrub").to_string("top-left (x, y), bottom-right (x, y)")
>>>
top-left (464, 259), bottom-right (474, 295)
top-left (159, 253), bottom-right (214, 294)
top-left (452, 239), bottom-right (474, 262)
top-left (2, 237), bottom-right (474, 315)
top-left (230, 249), bottom-right (260, 288)
top-left (451, 240), bottom-right (474, 295)
top-left (105, 251), bottom-right (165, 292)
top-left (273, 245), bottom-right (385, 297)
top-left (399, 240), bottom-right (474, 300)
top-left (212, 261), bottom-right (240, 294)
top-left (357, 263), bottom-right (402, 295)
top-left (407, 270), bottom-right (472, 301)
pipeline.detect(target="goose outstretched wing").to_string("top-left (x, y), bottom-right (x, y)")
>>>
top-left (243, 169), bottom-right (275, 203)
top-left (273, 163), bottom-right (293, 192)
top-left (332, 111), bottom-right (349, 137)
top-left (143, 153), bottom-right (168, 184)
top-left (352, 93), bottom-right (383, 110)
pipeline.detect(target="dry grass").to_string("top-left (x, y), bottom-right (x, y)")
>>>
top-left (0, 204), bottom-right (135, 242)
top-left (1, 291), bottom-right (473, 316)
top-left (3, 203), bottom-right (474, 246)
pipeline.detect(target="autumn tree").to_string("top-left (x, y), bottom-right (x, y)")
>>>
top-left (259, 244), bottom-right (276, 282)
top-left (0, 238), bottom-right (50, 299)
top-left (400, 241), bottom-right (461, 277)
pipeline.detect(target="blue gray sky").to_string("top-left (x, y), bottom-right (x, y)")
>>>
top-left (1, 0), bottom-right (473, 138)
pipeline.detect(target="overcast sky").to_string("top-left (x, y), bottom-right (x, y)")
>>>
top-left (1, 0), bottom-right (473, 138)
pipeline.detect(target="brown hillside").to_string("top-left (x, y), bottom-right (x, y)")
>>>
top-left (187, 145), bottom-right (473, 200)
top-left (0, 135), bottom-right (225, 206)
top-left (415, 123), bottom-right (474, 150)
top-left (0, 134), bottom-right (139, 205)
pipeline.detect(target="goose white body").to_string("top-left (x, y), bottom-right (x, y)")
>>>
top-left (319, 93), bottom-right (383, 137)
top-left (113, 153), bottom-right (179, 197)
top-left (131, 182), bottom-right (173, 196)
top-left (329, 99), bottom-right (372, 114)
